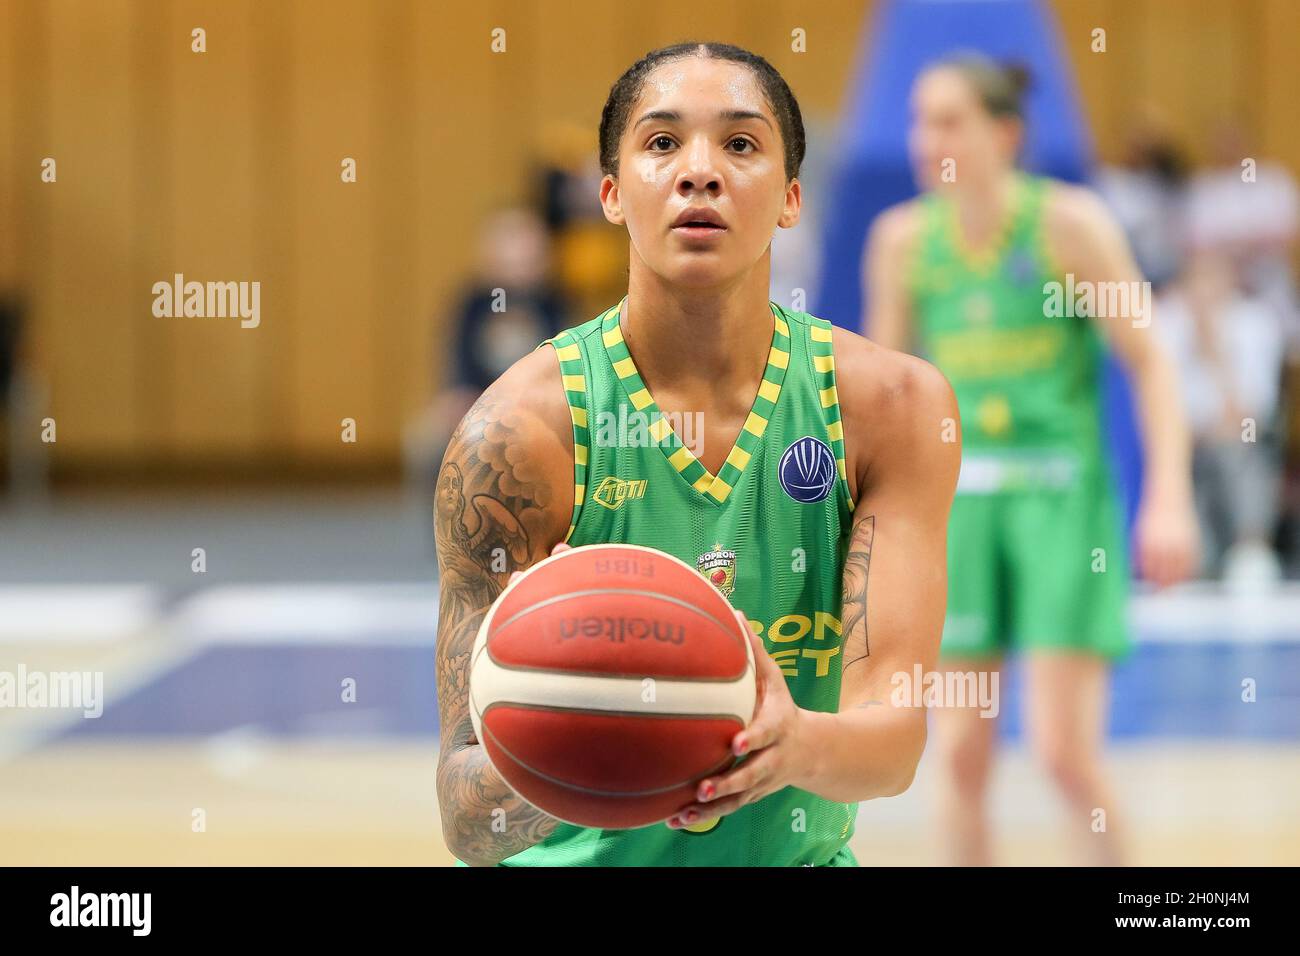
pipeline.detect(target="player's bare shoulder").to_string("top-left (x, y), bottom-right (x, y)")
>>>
top-left (829, 324), bottom-right (960, 501)
top-left (1041, 179), bottom-right (1127, 269)
top-left (434, 343), bottom-right (576, 584)
top-left (1043, 179), bottom-right (1111, 226)
top-left (863, 197), bottom-right (925, 267)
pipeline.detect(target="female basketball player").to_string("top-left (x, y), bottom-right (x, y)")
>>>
top-left (863, 56), bottom-right (1200, 865)
top-left (435, 42), bottom-right (961, 866)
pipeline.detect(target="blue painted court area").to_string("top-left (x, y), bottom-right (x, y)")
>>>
top-left (57, 639), bottom-right (1300, 744)
top-left (1000, 643), bottom-right (1300, 741)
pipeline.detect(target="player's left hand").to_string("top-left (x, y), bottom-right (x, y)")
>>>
top-left (666, 609), bottom-right (814, 829)
top-left (1134, 489), bottom-right (1200, 589)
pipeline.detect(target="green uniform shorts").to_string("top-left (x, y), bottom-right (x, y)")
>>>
top-left (940, 466), bottom-right (1131, 660)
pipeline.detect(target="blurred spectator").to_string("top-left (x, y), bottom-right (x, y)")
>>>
top-left (1184, 119), bottom-right (1299, 337)
top-left (1095, 109), bottom-right (1189, 291)
top-left (449, 207), bottom-right (568, 392)
top-left (536, 121), bottom-right (627, 320)
top-left (404, 206), bottom-right (571, 491)
top-left (1156, 254), bottom-right (1285, 586)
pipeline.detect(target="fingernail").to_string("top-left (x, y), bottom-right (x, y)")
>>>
top-left (667, 816), bottom-right (680, 828)
top-left (699, 782), bottom-right (715, 801)
top-left (734, 736), bottom-right (748, 755)
top-left (684, 810), bottom-right (698, 823)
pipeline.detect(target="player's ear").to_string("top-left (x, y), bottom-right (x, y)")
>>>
top-left (777, 178), bottom-right (802, 229)
top-left (998, 116), bottom-right (1024, 163)
top-left (600, 174), bottom-right (626, 226)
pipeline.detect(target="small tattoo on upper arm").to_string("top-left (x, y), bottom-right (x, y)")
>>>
top-left (842, 515), bottom-right (875, 669)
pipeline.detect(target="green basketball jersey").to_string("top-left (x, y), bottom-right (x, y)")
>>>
top-left (493, 298), bottom-right (858, 867)
top-left (910, 173), bottom-right (1107, 491)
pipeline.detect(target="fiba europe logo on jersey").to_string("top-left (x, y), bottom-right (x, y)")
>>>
top-left (778, 436), bottom-right (836, 503)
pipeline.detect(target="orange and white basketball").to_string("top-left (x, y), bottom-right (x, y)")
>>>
top-left (469, 543), bottom-right (756, 829)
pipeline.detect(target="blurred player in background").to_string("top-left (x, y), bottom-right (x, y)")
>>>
top-left (435, 41), bottom-right (961, 866)
top-left (863, 54), bottom-right (1200, 865)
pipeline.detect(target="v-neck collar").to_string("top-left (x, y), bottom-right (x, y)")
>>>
top-left (601, 297), bottom-right (791, 507)
top-left (945, 173), bottom-right (1027, 276)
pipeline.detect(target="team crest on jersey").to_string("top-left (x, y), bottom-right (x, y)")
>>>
top-left (778, 436), bottom-right (835, 504)
top-left (696, 543), bottom-right (737, 597)
top-left (1005, 249), bottom-right (1038, 286)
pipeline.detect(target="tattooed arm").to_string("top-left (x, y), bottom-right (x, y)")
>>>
top-left (796, 332), bottom-right (960, 802)
top-left (435, 346), bottom-right (576, 866)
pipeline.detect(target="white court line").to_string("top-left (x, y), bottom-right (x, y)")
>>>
top-left (1131, 585), bottom-right (1300, 642)
top-left (170, 583), bottom-right (439, 645)
top-left (0, 585), bottom-right (161, 642)
top-left (0, 622), bottom-right (206, 765)
top-left (171, 582), bottom-right (1300, 645)
top-left (0, 582), bottom-right (1297, 648)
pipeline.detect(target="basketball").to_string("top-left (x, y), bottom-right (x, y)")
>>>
top-left (469, 543), bottom-right (756, 829)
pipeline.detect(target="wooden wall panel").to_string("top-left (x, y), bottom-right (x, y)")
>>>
top-left (287, 0), bottom-right (381, 460)
top-left (171, 1), bottom-right (262, 459)
top-left (1257, 0), bottom-right (1300, 165)
top-left (44, 0), bottom-right (137, 456)
top-left (369, 0), bottom-right (417, 452)
top-left (0, 0), bottom-right (16, 289)
top-left (248, 0), bottom-right (295, 458)
top-left (129, 0), bottom-right (176, 459)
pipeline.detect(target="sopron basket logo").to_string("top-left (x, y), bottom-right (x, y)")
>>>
top-left (592, 476), bottom-right (648, 510)
top-left (696, 543), bottom-right (737, 597)
top-left (778, 436), bottom-right (835, 503)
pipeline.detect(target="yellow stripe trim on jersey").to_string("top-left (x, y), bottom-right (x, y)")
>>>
top-left (813, 354), bottom-right (835, 373)
top-left (648, 417), bottom-right (673, 442)
top-left (572, 406), bottom-right (588, 428)
top-left (628, 388), bottom-right (653, 411)
top-left (709, 477), bottom-right (733, 502)
top-left (554, 343), bottom-right (580, 361)
top-left (768, 347), bottom-right (789, 370)
top-left (574, 483), bottom-right (585, 504)
top-left (692, 472), bottom-right (714, 493)
top-left (724, 446), bottom-right (751, 471)
top-left (837, 458), bottom-right (847, 480)
top-left (667, 446), bottom-right (694, 472)
top-left (743, 411), bottom-right (768, 438)
top-left (820, 385), bottom-right (839, 408)
top-left (612, 357), bottom-right (637, 379)
top-left (810, 324), bottom-right (833, 342)
top-left (574, 444), bottom-right (588, 466)
top-left (562, 374), bottom-right (585, 392)
top-left (603, 326), bottom-right (623, 348)
top-left (826, 419), bottom-right (844, 442)
top-left (757, 379), bottom-right (780, 403)
top-left (774, 316), bottom-right (789, 336)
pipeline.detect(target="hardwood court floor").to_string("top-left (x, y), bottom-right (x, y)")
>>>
top-left (2, 740), bottom-right (1295, 866)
